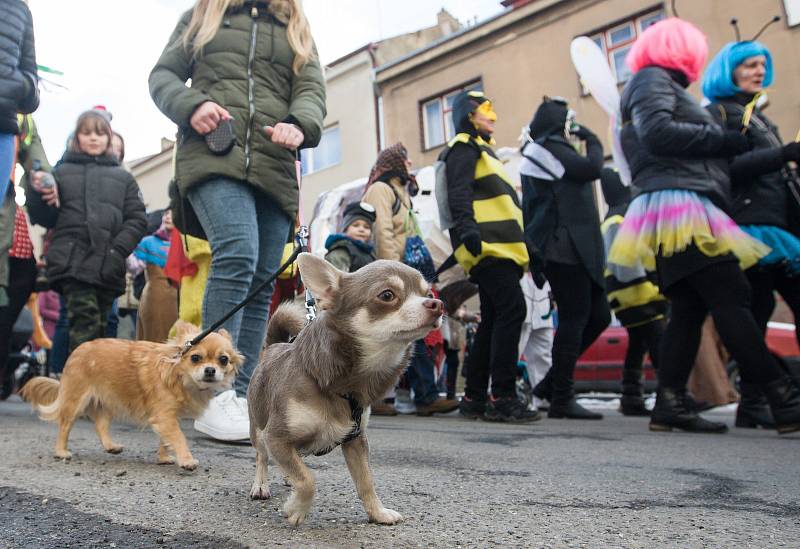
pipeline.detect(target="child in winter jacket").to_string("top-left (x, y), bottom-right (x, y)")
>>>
top-left (26, 110), bottom-right (146, 353)
top-left (324, 201), bottom-right (377, 273)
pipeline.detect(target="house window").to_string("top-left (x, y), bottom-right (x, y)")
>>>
top-left (420, 80), bottom-right (483, 150)
top-left (585, 9), bottom-right (664, 87)
top-left (301, 125), bottom-right (341, 175)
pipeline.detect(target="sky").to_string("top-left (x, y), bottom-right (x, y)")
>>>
top-left (27, 0), bottom-right (505, 164)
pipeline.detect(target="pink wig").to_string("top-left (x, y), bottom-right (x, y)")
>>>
top-left (626, 17), bottom-right (708, 83)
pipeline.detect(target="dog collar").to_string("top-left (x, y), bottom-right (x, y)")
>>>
top-left (313, 393), bottom-right (363, 457)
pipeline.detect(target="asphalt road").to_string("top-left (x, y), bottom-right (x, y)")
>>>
top-left (1, 395), bottom-right (799, 548)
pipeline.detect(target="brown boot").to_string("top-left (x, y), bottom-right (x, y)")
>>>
top-left (416, 398), bottom-right (459, 417)
top-left (370, 400), bottom-right (397, 416)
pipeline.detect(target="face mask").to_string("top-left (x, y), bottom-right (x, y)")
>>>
top-left (475, 100), bottom-right (497, 122)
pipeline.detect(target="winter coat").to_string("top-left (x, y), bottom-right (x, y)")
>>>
top-left (362, 177), bottom-right (410, 262)
top-left (707, 95), bottom-right (797, 230)
top-left (0, 0), bottom-right (39, 134)
top-left (149, 2), bottom-right (326, 220)
top-left (620, 66), bottom-right (731, 207)
top-left (324, 234), bottom-right (376, 273)
top-left (444, 133), bottom-right (528, 277)
top-left (521, 101), bottom-right (605, 286)
top-left (25, 152), bottom-right (147, 295)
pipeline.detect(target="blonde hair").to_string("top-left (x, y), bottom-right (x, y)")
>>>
top-left (181, 0), bottom-right (314, 74)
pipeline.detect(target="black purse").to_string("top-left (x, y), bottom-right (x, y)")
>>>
top-left (168, 179), bottom-right (207, 240)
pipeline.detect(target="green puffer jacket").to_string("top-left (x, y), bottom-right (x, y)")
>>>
top-left (149, 2), bottom-right (326, 219)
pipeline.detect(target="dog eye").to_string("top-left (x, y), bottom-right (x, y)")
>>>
top-left (218, 355), bottom-right (229, 366)
top-left (378, 290), bottom-right (395, 302)
top-left (190, 354), bottom-right (202, 363)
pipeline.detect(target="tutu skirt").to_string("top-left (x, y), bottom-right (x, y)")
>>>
top-left (740, 224), bottom-right (800, 275)
top-left (608, 190), bottom-right (770, 271)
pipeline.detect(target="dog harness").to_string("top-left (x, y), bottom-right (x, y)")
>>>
top-left (312, 394), bottom-right (364, 457)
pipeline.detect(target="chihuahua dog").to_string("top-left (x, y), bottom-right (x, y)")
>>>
top-left (247, 253), bottom-right (443, 526)
top-left (21, 321), bottom-right (242, 470)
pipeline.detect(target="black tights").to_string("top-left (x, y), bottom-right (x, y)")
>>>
top-left (545, 262), bottom-right (611, 396)
top-left (659, 260), bottom-right (782, 390)
top-left (625, 319), bottom-right (664, 373)
top-left (746, 266), bottom-right (800, 347)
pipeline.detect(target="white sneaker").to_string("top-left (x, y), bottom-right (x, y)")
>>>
top-left (194, 390), bottom-right (251, 441)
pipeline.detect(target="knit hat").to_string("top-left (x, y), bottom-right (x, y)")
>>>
top-left (341, 201), bottom-right (376, 232)
top-left (367, 143), bottom-right (410, 187)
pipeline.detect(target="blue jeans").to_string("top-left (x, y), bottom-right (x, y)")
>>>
top-left (49, 296), bottom-right (69, 374)
top-left (406, 339), bottom-right (440, 405)
top-left (188, 178), bottom-right (291, 396)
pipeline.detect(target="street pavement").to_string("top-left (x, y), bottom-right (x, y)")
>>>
top-left (1, 395), bottom-right (799, 548)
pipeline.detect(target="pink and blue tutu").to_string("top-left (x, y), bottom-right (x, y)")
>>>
top-left (608, 189), bottom-right (770, 271)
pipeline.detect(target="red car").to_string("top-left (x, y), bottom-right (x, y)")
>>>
top-left (574, 322), bottom-right (800, 393)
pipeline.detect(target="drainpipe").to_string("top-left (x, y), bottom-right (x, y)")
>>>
top-left (367, 43), bottom-right (385, 152)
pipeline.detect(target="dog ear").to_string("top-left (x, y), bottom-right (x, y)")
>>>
top-left (174, 320), bottom-right (198, 343)
top-left (217, 328), bottom-right (232, 342)
top-left (297, 252), bottom-right (342, 310)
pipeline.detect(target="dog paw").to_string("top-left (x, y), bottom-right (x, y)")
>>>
top-left (157, 456), bottom-right (176, 465)
top-left (105, 445), bottom-right (124, 454)
top-left (54, 450), bottom-right (72, 461)
top-left (283, 495), bottom-right (310, 527)
top-left (249, 484), bottom-right (271, 500)
top-left (179, 458), bottom-right (199, 471)
top-left (369, 507), bottom-right (403, 525)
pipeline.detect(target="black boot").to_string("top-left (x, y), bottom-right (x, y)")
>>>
top-left (548, 353), bottom-right (602, 420)
top-left (761, 376), bottom-right (800, 435)
top-left (484, 396), bottom-right (541, 423)
top-left (735, 382), bottom-right (775, 429)
top-left (649, 388), bottom-right (728, 433)
top-left (620, 368), bottom-right (649, 416)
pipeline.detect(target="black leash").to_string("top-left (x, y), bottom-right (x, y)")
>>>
top-left (179, 226), bottom-right (310, 356)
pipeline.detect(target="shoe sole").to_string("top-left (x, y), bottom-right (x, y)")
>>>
top-left (547, 413), bottom-right (603, 420)
top-left (777, 423), bottom-right (800, 434)
top-left (649, 423), bottom-right (728, 433)
top-left (193, 421), bottom-right (250, 442)
top-left (482, 413), bottom-right (542, 423)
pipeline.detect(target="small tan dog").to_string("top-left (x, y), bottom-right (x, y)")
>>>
top-left (248, 253), bottom-right (443, 526)
top-left (21, 321), bottom-right (242, 470)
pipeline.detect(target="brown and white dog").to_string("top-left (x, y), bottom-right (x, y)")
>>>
top-left (247, 253), bottom-right (443, 526)
top-left (21, 321), bottom-right (242, 470)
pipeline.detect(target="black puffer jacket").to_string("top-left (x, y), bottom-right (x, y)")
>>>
top-left (0, 0), bottom-right (39, 134)
top-left (708, 96), bottom-right (795, 229)
top-left (25, 153), bottom-right (147, 294)
top-left (620, 66), bottom-right (730, 206)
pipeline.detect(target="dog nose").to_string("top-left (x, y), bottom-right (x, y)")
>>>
top-left (423, 298), bottom-right (443, 315)
top-left (204, 366), bottom-right (216, 377)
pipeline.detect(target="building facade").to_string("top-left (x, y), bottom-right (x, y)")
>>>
top-left (376, 0), bottom-right (800, 170)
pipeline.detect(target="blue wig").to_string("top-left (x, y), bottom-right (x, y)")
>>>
top-left (702, 41), bottom-right (774, 101)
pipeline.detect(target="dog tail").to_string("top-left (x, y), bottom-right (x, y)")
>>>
top-left (267, 301), bottom-right (307, 345)
top-left (20, 377), bottom-right (62, 421)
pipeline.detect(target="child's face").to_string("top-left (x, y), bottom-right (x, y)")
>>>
top-left (77, 126), bottom-right (110, 156)
top-left (345, 219), bottom-right (371, 242)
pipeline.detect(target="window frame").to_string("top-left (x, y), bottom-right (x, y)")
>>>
top-left (419, 79), bottom-right (483, 152)
top-left (301, 124), bottom-right (341, 176)
top-left (579, 8), bottom-right (665, 93)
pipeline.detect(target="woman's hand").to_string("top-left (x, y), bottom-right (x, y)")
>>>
top-left (190, 101), bottom-right (231, 135)
top-left (264, 123), bottom-right (304, 150)
top-left (32, 171), bottom-right (60, 207)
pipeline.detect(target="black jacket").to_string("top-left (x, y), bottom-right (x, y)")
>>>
top-left (620, 66), bottom-right (730, 206)
top-left (26, 152), bottom-right (147, 294)
top-left (0, 0), bottom-right (39, 134)
top-left (521, 100), bottom-right (605, 286)
top-left (708, 96), bottom-right (795, 230)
